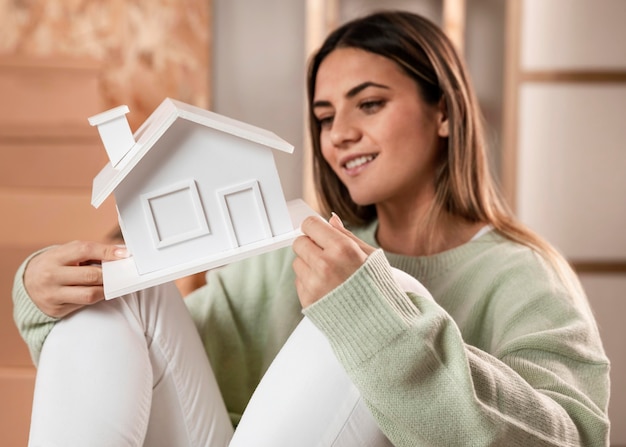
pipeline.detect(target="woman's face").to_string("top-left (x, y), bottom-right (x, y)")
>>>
top-left (313, 47), bottom-right (448, 209)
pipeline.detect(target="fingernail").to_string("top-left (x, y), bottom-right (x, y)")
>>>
top-left (114, 246), bottom-right (130, 258)
top-left (330, 212), bottom-right (345, 228)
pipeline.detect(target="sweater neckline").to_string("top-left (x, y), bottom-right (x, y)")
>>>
top-left (353, 220), bottom-right (499, 282)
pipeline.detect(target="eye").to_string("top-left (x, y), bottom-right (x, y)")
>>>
top-left (316, 115), bottom-right (334, 130)
top-left (360, 99), bottom-right (385, 114)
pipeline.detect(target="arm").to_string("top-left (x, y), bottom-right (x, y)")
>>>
top-left (306, 253), bottom-right (608, 446)
top-left (293, 217), bottom-right (610, 446)
top-left (12, 241), bottom-right (129, 364)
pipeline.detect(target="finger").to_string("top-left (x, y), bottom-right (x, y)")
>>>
top-left (292, 254), bottom-right (328, 308)
top-left (292, 234), bottom-right (323, 268)
top-left (38, 301), bottom-right (84, 319)
top-left (329, 212), bottom-right (345, 229)
top-left (55, 240), bottom-right (129, 266)
top-left (41, 287), bottom-right (104, 318)
top-left (57, 264), bottom-right (105, 287)
top-left (31, 282), bottom-right (106, 318)
top-left (64, 285), bottom-right (106, 306)
top-left (299, 215), bottom-right (345, 249)
top-left (328, 213), bottom-right (377, 256)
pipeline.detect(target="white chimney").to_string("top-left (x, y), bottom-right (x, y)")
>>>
top-left (88, 105), bottom-right (136, 168)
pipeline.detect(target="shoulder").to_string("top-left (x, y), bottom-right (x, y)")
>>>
top-left (467, 232), bottom-right (603, 353)
top-left (459, 231), bottom-right (580, 309)
top-left (481, 232), bottom-right (582, 299)
top-left (467, 231), bottom-right (563, 284)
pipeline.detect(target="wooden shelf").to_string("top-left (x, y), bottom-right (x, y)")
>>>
top-left (521, 70), bottom-right (626, 83)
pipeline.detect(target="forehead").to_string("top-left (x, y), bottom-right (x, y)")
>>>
top-left (314, 47), bottom-right (411, 98)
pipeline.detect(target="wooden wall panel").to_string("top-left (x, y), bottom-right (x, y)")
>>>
top-left (0, 369), bottom-right (35, 447)
top-left (0, 0), bottom-right (211, 446)
top-left (0, 57), bottom-right (102, 132)
top-left (0, 189), bottom-right (118, 246)
top-left (0, 57), bottom-right (113, 445)
top-left (0, 0), bottom-right (211, 127)
top-left (0, 246), bottom-right (41, 368)
top-left (0, 141), bottom-right (108, 189)
top-left (0, 1), bottom-right (213, 442)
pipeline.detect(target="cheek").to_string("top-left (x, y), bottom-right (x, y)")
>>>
top-left (394, 114), bottom-right (440, 156)
top-left (319, 135), bottom-right (336, 165)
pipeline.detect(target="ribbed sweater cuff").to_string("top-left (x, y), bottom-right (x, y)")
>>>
top-left (303, 249), bottom-right (421, 369)
top-left (12, 249), bottom-right (59, 365)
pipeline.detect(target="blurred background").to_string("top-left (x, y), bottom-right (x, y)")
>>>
top-left (0, 0), bottom-right (624, 445)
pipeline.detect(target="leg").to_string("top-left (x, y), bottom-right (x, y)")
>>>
top-left (229, 267), bottom-right (431, 447)
top-left (229, 317), bottom-right (393, 447)
top-left (28, 282), bottom-right (233, 447)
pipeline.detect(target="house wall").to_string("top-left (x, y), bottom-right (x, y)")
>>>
top-left (115, 120), bottom-right (292, 274)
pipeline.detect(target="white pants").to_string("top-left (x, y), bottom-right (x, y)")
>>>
top-left (28, 281), bottom-right (394, 447)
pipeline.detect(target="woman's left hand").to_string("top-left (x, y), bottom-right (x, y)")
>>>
top-left (292, 214), bottom-right (376, 308)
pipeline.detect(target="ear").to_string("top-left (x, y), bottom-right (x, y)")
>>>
top-left (437, 97), bottom-right (449, 138)
top-left (438, 119), bottom-right (449, 138)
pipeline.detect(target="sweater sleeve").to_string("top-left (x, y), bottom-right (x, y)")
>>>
top-left (303, 250), bottom-right (610, 447)
top-left (12, 250), bottom-right (59, 366)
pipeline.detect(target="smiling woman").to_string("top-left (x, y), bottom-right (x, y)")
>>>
top-left (312, 48), bottom-right (447, 232)
top-left (12, 9), bottom-right (610, 447)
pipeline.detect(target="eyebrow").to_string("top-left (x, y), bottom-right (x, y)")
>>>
top-left (312, 81), bottom-right (390, 109)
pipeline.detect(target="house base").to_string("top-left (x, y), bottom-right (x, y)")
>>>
top-left (103, 199), bottom-right (319, 299)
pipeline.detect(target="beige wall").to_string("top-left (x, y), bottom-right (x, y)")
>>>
top-left (508, 0), bottom-right (626, 444)
top-left (212, 0), bottom-right (306, 201)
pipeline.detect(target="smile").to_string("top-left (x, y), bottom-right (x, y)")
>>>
top-left (343, 154), bottom-right (377, 170)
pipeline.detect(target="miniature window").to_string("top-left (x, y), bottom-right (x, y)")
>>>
top-left (142, 179), bottom-right (210, 249)
top-left (217, 180), bottom-right (272, 247)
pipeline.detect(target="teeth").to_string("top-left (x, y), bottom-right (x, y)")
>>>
top-left (345, 155), bottom-right (375, 169)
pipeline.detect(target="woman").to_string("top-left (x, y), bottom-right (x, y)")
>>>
top-left (13, 10), bottom-right (610, 446)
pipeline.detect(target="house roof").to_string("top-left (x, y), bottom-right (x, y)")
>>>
top-left (91, 97), bottom-right (294, 208)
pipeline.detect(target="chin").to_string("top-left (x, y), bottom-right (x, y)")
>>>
top-left (345, 178), bottom-right (390, 206)
top-left (348, 191), bottom-right (378, 208)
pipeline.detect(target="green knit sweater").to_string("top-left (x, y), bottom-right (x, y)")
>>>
top-left (13, 223), bottom-right (610, 446)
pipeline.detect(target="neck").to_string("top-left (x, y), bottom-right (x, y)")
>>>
top-left (375, 202), bottom-right (484, 257)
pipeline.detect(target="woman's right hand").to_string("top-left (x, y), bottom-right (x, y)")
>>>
top-left (23, 241), bottom-right (130, 318)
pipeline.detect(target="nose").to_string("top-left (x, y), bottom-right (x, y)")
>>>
top-left (329, 112), bottom-right (361, 148)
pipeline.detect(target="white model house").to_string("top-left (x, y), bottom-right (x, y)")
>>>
top-left (89, 98), bottom-right (315, 298)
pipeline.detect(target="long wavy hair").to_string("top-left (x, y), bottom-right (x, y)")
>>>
top-left (306, 10), bottom-right (570, 274)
